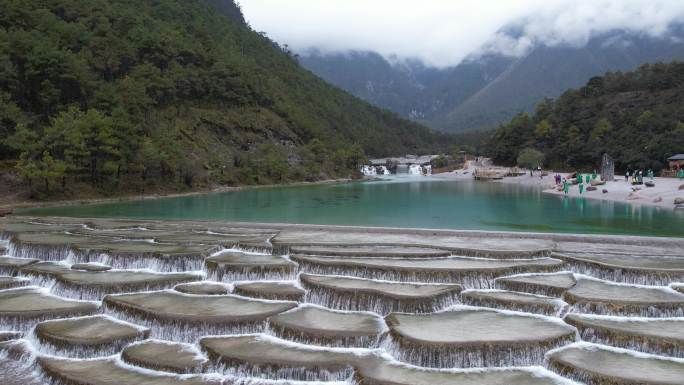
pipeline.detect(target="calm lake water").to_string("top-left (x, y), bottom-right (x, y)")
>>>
top-left (20, 177), bottom-right (684, 237)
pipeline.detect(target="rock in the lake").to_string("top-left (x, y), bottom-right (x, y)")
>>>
top-left (645, 181), bottom-right (655, 187)
top-left (674, 197), bottom-right (684, 205)
top-left (602, 188), bottom-right (608, 193)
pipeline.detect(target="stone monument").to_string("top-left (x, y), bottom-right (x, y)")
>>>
top-left (600, 153), bottom-right (614, 181)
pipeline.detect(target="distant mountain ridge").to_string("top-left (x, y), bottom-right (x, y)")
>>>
top-left (300, 29), bottom-right (684, 132)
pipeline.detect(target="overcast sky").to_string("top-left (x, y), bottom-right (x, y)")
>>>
top-left (239, 0), bottom-right (684, 68)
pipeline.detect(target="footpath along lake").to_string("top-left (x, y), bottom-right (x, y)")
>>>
top-left (20, 177), bottom-right (684, 237)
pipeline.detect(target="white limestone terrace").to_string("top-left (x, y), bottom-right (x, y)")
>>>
top-left (546, 342), bottom-right (684, 385)
top-left (0, 215), bottom-right (683, 385)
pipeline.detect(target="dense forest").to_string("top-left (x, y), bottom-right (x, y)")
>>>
top-left (0, 0), bottom-right (451, 198)
top-left (485, 62), bottom-right (684, 172)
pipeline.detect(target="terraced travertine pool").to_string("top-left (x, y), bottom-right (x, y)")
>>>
top-left (1, 215), bottom-right (684, 385)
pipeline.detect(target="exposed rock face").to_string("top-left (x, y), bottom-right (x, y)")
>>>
top-left (385, 307), bottom-right (577, 367)
top-left (547, 342), bottom-right (684, 385)
top-left (121, 339), bottom-right (208, 374)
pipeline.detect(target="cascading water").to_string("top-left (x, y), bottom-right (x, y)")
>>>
top-left (2, 216), bottom-right (684, 385)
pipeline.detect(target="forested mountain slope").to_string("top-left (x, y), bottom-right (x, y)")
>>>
top-left (485, 62), bottom-right (684, 172)
top-left (0, 0), bottom-right (449, 197)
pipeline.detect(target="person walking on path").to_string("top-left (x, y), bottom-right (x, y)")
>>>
top-left (563, 179), bottom-right (569, 194)
top-left (579, 181), bottom-right (584, 194)
top-left (678, 168), bottom-right (684, 180)
top-left (625, 170), bottom-right (630, 182)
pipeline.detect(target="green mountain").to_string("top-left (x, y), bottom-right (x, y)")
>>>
top-left (0, 0), bottom-right (449, 197)
top-left (485, 61), bottom-right (684, 172)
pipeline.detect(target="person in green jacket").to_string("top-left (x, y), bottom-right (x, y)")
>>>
top-left (585, 174), bottom-right (590, 184)
top-left (576, 174), bottom-right (582, 184)
top-left (563, 179), bottom-right (569, 194)
top-left (678, 168), bottom-right (684, 180)
top-left (592, 170), bottom-right (597, 180)
top-left (579, 181), bottom-right (584, 194)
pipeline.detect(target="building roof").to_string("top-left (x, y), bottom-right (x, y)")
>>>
top-left (668, 154), bottom-right (684, 161)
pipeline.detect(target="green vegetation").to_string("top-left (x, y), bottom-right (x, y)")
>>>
top-left (486, 62), bottom-right (684, 172)
top-left (0, 0), bottom-right (450, 198)
top-left (516, 148), bottom-right (544, 170)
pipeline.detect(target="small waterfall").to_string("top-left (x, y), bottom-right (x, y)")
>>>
top-left (408, 164), bottom-right (422, 175)
top-left (574, 326), bottom-right (684, 358)
top-left (102, 304), bottom-right (266, 343)
top-left (461, 292), bottom-right (568, 317)
top-left (294, 258), bottom-right (562, 288)
top-left (67, 250), bottom-right (208, 273)
top-left (563, 260), bottom-right (683, 286)
top-left (265, 323), bottom-right (384, 349)
top-left (360, 165), bottom-right (377, 176)
top-left (303, 286), bottom-right (459, 316)
top-left (566, 303), bottom-right (684, 318)
top-left (8, 242), bottom-right (72, 262)
top-left (380, 332), bottom-right (576, 368)
top-left (50, 277), bottom-right (200, 301)
top-left (213, 361), bottom-right (354, 382)
top-left (26, 326), bottom-right (145, 359)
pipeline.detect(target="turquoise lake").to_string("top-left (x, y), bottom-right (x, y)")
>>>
top-left (20, 177), bottom-right (684, 237)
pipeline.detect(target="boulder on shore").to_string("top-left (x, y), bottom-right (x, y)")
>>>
top-left (674, 198), bottom-right (684, 205)
top-left (590, 179), bottom-right (606, 186)
top-left (586, 186), bottom-right (597, 191)
top-left (602, 189), bottom-right (608, 194)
